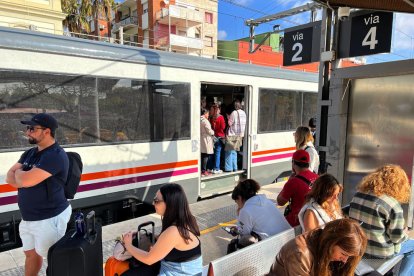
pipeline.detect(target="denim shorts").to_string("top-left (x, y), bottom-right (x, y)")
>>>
top-left (19, 205), bottom-right (71, 257)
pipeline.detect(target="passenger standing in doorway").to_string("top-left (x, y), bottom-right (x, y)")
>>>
top-left (349, 164), bottom-right (414, 276)
top-left (209, 104), bottom-right (225, 174)
top-left (308, 117), bottom-right (317, 144)
top-left (200, 108), bottom-right (214, 176)
top-left (6, 113), bottom-right (71, 276)
top-left (224, 100), bottom-right (246, 172)
top-left (294, 126), bottom-right (320, 174)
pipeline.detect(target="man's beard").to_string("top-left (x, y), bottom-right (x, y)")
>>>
top-left (28, 137), bottom-right (37, 144)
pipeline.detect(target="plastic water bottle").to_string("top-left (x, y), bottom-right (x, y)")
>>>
top-left (75, 211), bottom-right (86, 236)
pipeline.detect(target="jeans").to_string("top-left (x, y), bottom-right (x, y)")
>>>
top-left (214, 139), bottom-right (223, 170)
top-left (201, 153), bottom-right (210, 172)
top-left (398, 239), bottom-right (414, 276)
top-left (225, 150), bottom-right (237, 171)
top-left (159, 256), bottom-right (203, 276)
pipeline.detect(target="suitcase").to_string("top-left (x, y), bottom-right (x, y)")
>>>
top-left (47, 211), bottom-right (103, 276)
top-left (105, 256), bottom-right (129, 276)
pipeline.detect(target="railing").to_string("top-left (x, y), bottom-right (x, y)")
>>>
top-left (112, 16), bottom-right (138, 33)
top-left (156, 5), bottom-right (203, 23)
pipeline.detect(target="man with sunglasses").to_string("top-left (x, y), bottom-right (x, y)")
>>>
top-left (6, 113), bottom-right (71, 276)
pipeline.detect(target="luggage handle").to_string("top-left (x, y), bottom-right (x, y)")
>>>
top-left (137, 221), bottom-right (155, 244)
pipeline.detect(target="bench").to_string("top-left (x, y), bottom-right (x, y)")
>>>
top-left (205, 228), bottom-right (295, 276)
top-left (355, 255), bottom-right (403, 275)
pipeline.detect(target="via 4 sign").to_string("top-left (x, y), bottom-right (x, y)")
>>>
top-left (283, 21), bottom-right (321, 66)
top-left (338, 11), bottom-right (393, 58)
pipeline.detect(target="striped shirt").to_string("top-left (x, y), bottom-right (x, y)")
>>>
top-left (349, 192), bottom-right (407, 258)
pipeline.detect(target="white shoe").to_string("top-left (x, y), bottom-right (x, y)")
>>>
top-left (213, 169), bottom-right (223, 174)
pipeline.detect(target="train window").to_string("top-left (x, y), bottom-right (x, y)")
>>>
top-left (302, 92), bottom-right (318, 126)
top-left (0, 71), bottom-right (190, 150)
top-left (258, 89), bottom-right (301, 132)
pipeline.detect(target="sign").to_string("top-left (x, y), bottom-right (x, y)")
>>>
top-left (339, 11), bottom-right (393, 58)
top-left (283, 21), bottom-right (321, 66)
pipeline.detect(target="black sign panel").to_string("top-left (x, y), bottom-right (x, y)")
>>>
top-left (339, 11), bottom-right (393, 58)
top-left (283, 21), bottom-right (321, 66)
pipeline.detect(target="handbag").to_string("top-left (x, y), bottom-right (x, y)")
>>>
top-left (225, 110), bottom-right (243, 151)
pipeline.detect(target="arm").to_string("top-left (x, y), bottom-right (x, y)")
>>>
top-left (6, 163), bottom-right (22, 186)
top-left (277, 182), bottom-right (292, 206)
top-left (386, 205), bottom-right (408, 244)
top-left (277, 193), bottom-right (289, 206)
top-left (14, 168), bottom-right (52, 188)
top-left (238, 208), bottom-right (253, 236)
top-left (124, 226), bottom-right (179, 265)
top-left (303, 209), bottom-right (319, 232)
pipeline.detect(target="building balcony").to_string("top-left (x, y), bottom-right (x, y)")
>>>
top-left (157, 34), bottom-right (203, 52)
top-left (156, 5), bottom-right (202, 27)
top-left (112, 16), bottom-right (138, 33)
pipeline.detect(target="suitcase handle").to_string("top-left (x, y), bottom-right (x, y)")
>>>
top-left (137, 221), bottom-right (155, 244)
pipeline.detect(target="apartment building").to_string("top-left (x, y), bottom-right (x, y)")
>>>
top-left (0, 0), bottom-right (65, 34)
top-left (112, 0), bottom-right (139, 45)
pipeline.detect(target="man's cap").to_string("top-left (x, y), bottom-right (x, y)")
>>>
top-left (292, 149), bottom-right (310, 164)
top-left (21, 113), bottom-right (58, 131)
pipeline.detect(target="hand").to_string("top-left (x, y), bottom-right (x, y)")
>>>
top-left (122, 231), bottom-right (133, 245)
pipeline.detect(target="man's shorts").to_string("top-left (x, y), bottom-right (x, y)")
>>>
top-left (19, 205), bottom-right (72, 257)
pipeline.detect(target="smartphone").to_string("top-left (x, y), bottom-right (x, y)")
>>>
top-left (222, 226), bottom-right (238, 236)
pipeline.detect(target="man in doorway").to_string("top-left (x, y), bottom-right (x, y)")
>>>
top-left (277, 150), bottom-right (319, 227)
top-left (6, 113), bottom-right (71, 276)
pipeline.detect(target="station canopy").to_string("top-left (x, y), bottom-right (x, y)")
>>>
top-left (313, 0), bottom-right (414, 13)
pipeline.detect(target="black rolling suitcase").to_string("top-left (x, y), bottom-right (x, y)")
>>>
top-left (47, 211), bottom-right (103, 276)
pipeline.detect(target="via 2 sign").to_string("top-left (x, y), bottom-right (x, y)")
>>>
top-left (283, 21), bottom-right (321, 66)
top-left (339, 11), bottom-right (393, 58)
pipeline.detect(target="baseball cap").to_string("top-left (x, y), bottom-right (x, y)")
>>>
top-left (292, 149), bottom-right (310, 164)
top-left (21, 113), bottom-right (58, 131)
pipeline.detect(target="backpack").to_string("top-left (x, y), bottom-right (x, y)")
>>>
top-left (64, 152), bottom-right (83, 199)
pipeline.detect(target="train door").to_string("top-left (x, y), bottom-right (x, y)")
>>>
top-left (199, 83), bottom-right (250, 198)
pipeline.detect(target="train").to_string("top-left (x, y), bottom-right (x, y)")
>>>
top-left (0, 26), bottom-right (318, 251)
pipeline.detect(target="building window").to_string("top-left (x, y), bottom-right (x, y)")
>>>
top-left (143, 3), bottom-right (148, 14)
top-left (195, 32), bottom-right (200, 38)
top-left (204, 36), bottom-right (213, 47)
top-left (205, 12), bottom-right (213, 24)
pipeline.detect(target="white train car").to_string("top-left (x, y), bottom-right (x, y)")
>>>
top-left (0, 27), bottom-right (318, 250)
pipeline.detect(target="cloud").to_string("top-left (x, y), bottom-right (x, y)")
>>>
top-left (232, 0), bottom-right (253, 5)
top-left (218, 30), bottom-right (228, 40)
top-left (392, 13), bottom-right (414, 51)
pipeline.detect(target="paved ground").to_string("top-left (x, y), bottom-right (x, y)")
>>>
top-left (0, 182), bottom-right (284, 276)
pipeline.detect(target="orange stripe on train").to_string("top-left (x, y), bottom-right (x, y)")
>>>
top-left (252, 146), bottom-right (296, 156)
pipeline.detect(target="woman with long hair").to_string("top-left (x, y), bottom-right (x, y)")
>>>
top-left (228, 179), bottom-right (291, 252)
top-left (121, 183), bottom-right (202, 276)
top-left (200, 108), bottom-right (214, 176)
top-left (349, 164), bottom-right (414, 276)
top-left (294, 126), bottom-right (319, 173)
top-left (298, 174), bottom-right (343, 233)
top-left (267, 218), bottom-right (367, 276)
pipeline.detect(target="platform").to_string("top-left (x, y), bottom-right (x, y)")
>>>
top-left (0, 182), bottom-right (284, 276)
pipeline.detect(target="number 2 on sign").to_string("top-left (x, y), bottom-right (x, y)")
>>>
top-left (292, 43), bottom-right (303, 62)
top-left (362, 26), bottom-right (378, 50)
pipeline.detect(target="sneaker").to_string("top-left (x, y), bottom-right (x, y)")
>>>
top-left (213, 169), bottom-right (223, 174)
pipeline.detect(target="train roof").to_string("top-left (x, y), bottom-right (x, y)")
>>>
top-left (0, 27), bottom-right (318, 83)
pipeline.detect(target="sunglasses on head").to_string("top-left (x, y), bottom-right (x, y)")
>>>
top-left (153, 196), bottom-right (164, 204)
top-left (26, 126), bottom-right (46, 132)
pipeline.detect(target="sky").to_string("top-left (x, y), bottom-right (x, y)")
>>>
top-left (217, 0), bottom-right (414, 63)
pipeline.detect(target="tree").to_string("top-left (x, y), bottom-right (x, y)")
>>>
top-left (80, 0), bottom-right (115, 38)
top-left (61, 0), bottom-right (90, 35)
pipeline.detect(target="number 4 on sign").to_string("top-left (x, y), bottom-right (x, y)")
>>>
top-left (362, 26), bottom-right (378, 50)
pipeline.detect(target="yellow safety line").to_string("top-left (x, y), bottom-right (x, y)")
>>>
top-left (200, 219), bottom-right (237, 235)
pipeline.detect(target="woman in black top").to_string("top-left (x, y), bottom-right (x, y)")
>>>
top-left (122, 183), bottom-right (202, 276)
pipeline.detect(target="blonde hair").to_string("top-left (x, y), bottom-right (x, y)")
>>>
top-left (295, 126), bottom-right (314, 149)
top-left (357, 164), bottom-right (411, 203)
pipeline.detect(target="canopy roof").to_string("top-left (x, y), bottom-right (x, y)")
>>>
top-left (313, 0), bottom-right (414, 13)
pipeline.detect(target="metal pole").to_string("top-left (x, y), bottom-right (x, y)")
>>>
top-left (168, 7), bottom-right (171, 52)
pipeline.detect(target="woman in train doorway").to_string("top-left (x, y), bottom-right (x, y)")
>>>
top-left (200, 108), bottom-right (214, 176)
top-left (294, 126), bottom-right (320, 173)
top-left (267, 218), bottom-right (367, 276)
top-left (121, 183), bottom-right (202, 276)
top-left (224, 100), bottom-right (246, 172)
top-left (209, 103), bottom-right (226, 174)
top-left (349, 164), bottom-right (414, 276)
top-left (298, 174), bottom-right (343, 233)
